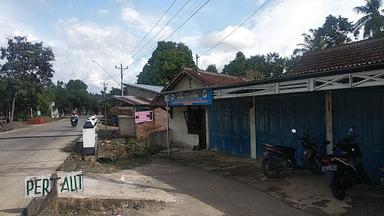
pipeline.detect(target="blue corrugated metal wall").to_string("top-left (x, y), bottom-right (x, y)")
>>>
top-left (209, 98), bottom-right (250, 156)
top-left (255, 93), bottom-right (326, 165)
top-left (332, 87), bottom-right (384, 183)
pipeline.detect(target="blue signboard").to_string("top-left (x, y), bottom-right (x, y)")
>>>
top-left (168, 89), bottom-right (213, 107)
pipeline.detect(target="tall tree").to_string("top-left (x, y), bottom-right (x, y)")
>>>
top-left (137, 41), bottom-right (195, 86)
top-left (319, 15), bottom-right (354, 47)
top-left (109, 87), bottom-right (121, 96)
top-left (206, 64), bottom-right (218, 73)
top-left (66, 79), bottom-right (89, 112)
top-left (294, 29), bottom-right (327, 55)
top-left (0, 36), bottom-right (54, 122)
top-left (265, 52), bottom-right (285, 77)
top-left (222, 52), bottom-right (247, 77)
top-left (354, 0), bottom-right (384, 38)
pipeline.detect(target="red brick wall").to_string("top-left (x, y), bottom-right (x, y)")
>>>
top-left (136, 108), bottom-right (168, 142)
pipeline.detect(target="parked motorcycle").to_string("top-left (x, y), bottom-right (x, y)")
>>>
top-left (322, 127), bottom-right (370, 200)
top-left (262, 129), bottom-right (328, 178)
top-left (70, 114), bottom-right (78, 127)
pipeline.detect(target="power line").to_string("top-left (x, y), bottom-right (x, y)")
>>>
top-left (90, 59), bottom-right (120, 86)
top-left (127, 0), bottom-right (210, 68)
top-left (201, 0), bottom-right (270, 55)
top-left (160, 0), bottom-right (202, 39)
top-left (118, 0), bottom-right (178, 64)
top-left (121, 0), bottom-right (192, 65)
top-left (166, 0), bottom-right (210, 39)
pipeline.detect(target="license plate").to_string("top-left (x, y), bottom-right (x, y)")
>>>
top-left (322, 165), bottom-right (337, 172)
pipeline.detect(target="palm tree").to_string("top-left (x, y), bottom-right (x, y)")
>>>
top-left (354, 0), bottom-right (384, 38)
top-left (294, 29), bottom-right (327, 55)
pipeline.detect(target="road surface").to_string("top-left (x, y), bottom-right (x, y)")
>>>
top-left (0, 118), bottom-right (85, 215)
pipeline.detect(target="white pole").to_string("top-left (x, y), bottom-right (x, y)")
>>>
top-left (166, 106), bottom-right (170, 156)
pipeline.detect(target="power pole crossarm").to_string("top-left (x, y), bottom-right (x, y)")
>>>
top-left (115, 64), bottom-right (129, 96)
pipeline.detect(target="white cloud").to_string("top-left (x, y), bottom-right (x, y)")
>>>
top-left (121, 5), bottom-right (157, 32)
top-left (198, 0), bottom-right (365, 71)
top-left (52, 18), bottom-right (140, 93)
top-left (120, 5), bottom-right (172, 34)
top-left (98, 9), bottom-right (109, 15)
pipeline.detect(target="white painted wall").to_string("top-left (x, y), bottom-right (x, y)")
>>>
top-left (173, 77), bottom-right (204, 91)
top-left (170, 107), bottom-right (199, 147)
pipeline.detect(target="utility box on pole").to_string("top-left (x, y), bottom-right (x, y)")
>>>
top-left (82, 116), bottom-right (98, 155)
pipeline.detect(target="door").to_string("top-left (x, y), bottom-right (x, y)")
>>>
top-left (255, 93), bottom-right (326, 165)
top-left (209, 98), bottom-right (250, 156)
top-left (332, 87), bottom-right (384, 183)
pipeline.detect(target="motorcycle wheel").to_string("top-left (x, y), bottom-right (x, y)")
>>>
top-left (308, 158), bottom-right (322, 175)
top-left (262, 158), bottom-right (281, 178)
top-left (330, 177), bottom-right (346, 200)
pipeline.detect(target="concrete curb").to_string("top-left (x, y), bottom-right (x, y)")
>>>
top-left (21, 137), bottom-right (82, 216)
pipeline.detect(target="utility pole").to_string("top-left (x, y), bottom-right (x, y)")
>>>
top-left (196, 54), bottom-right (200, 69)
top-left (115, 64), bottom-right (128, 96)
top-left (101, 82), bottom-right (108, 129)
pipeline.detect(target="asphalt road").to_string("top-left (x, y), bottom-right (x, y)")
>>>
top-left (0, 117), bottom-right (85, 215)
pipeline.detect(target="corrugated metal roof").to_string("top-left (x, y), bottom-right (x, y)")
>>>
top-left (111, 95), bottom-right (152, 106)
top-left (125, 83), bottom-right (163, 93)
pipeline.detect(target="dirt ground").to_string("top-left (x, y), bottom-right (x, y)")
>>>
top-left (166, 149), bottom-right (384, 216)
top-left (50, 130), bottom-right (384, 216)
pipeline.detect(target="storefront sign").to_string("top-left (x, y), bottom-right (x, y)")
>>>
top-left (135, 111), bottom-right (153, 123)
top-left (25, 171), bottom-right (83, 198)
top-left (168, 89), bottom-right (213, 107)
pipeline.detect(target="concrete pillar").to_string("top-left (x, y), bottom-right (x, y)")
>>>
top-left (250, 97), bottom-right (257, 159)
top-left (325, 91), bottom-right (333, 154)
top-left (205, 107), bottom-right (210, 149)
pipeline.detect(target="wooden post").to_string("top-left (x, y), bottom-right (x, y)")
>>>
top-left (250, 96), bottom-right (257, 159)
top-left (325, 91), bottom-right (333, 154)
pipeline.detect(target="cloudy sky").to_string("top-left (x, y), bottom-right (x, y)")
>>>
top-left (0, 0), bottom-right (365, 93)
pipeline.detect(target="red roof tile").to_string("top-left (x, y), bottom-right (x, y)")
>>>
top-left (163, 68), bottom-right (245, 92)
top-left (183, 68), bottom-right (245, 86)
top-left (291, 37), bottom-right (384, 76)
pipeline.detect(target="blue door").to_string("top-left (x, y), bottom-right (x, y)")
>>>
top-left (255, 93), bottom-right (326, 165)
top-left (209, 98), bottom-right (250, 156)
top-left (332, 87), bottom-right (384, 183)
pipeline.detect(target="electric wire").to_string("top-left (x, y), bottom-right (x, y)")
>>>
top-left (127, 0), bottom-right (210, 68)
top-left (117, 0), bottom-right (178, 64)
top-left (201, 0), bottom-right (270, 55)
top-left (120, 0), bottom-right (192, 65)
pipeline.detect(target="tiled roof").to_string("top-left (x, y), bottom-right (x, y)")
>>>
top-left (163, 68), bottom-right (245, 92)
top-left (291, 37), bottom-right (384, 76)
top-left (111, 95), bottom-right (152, 106)
top-left (183, 68), bottom-right (245, 86)
top-left (125, 83), bottom-right (163, 93)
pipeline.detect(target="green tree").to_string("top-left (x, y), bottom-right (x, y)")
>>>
top-left (222, 52), bottom-right (247, 76)
top-left (294, 29), bottom-right (327, 55)
top-left (284, 55), bottom-right (301, 73)
top-left (137, 41), bottom-right (195, 86)
top-left (354, 0), bottom-right (384, 38)
top-left (0, 36), bottom-right (54, 122)
top-left (37, 86), bottom-right (56, 115)
top-left (265, 52), bottom-right (286, 77)
top-left (319, 15), bottom-right (354, 47)
top-left (65, 79), bottom-right (89, 112)
top-left (109, 87), bottom-right (121, 95)
top-left (206, 64), bottom-right (218, 73)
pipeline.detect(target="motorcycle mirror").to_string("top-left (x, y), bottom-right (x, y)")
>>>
top-left (291, 129), bottom-right (297, 134)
